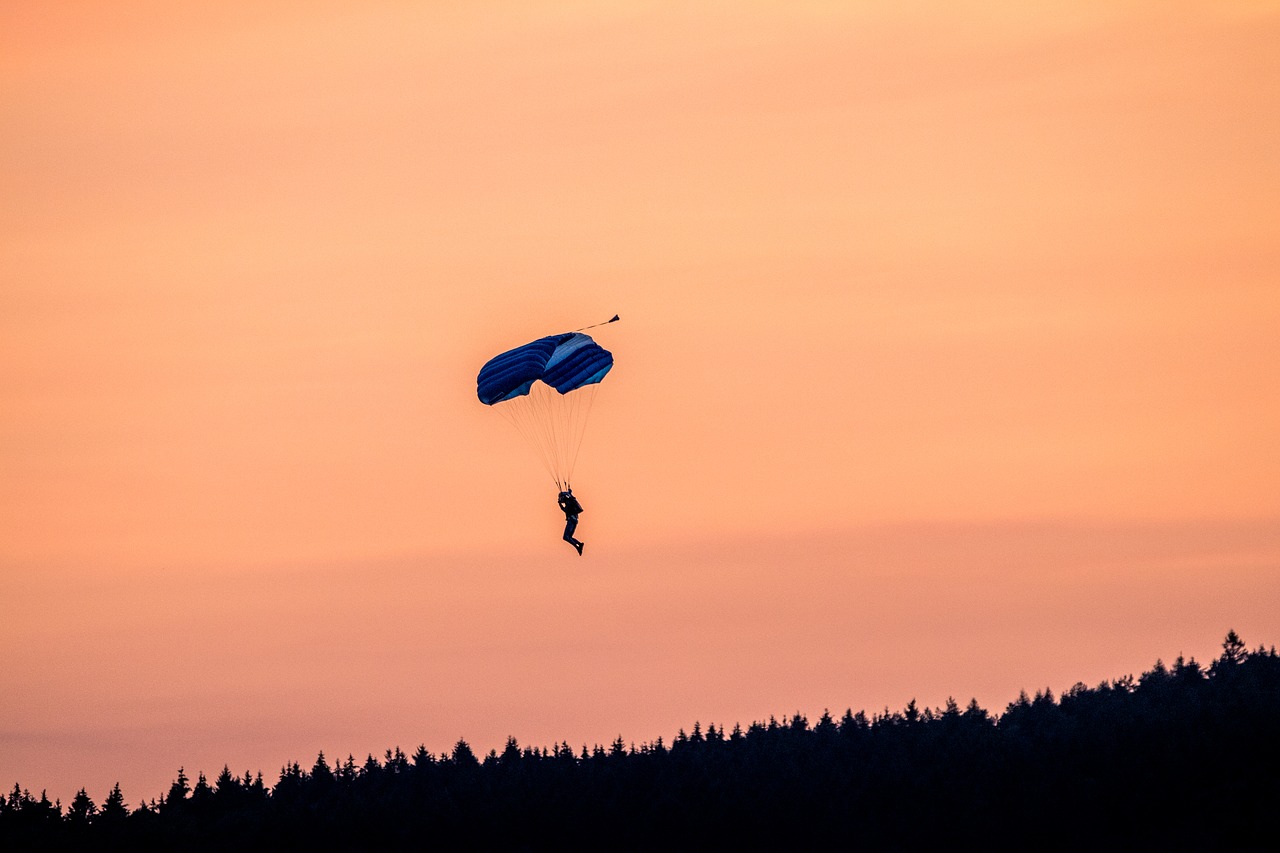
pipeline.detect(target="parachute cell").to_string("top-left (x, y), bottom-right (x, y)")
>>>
top-left (477, 333), bottom-right (612, 403)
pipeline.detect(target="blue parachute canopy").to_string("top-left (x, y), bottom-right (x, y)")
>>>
top-left (477, 332), bottom-right (613, 405)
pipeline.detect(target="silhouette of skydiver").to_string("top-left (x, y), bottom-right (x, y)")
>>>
top-left (557, 488), bottom-right (584, 555)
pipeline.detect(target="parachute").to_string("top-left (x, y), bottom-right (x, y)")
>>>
top-left (477, 329), bottom-right (614, 489)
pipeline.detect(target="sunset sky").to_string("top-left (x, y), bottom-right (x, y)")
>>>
top-left (3, 1), bottom-right (1279, 806)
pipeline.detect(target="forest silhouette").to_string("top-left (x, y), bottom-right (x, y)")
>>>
top-left (3, 630), bottom-right (1276, 849)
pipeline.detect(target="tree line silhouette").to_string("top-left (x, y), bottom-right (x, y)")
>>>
top-left (3, 630), bottom-right (1276, 849)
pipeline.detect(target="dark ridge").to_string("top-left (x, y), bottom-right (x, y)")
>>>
top-left (3, 630), bottom-right (1276, 850)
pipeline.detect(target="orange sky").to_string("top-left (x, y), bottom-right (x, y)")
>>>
top-left (3, 2), bottom-right (1279, 805)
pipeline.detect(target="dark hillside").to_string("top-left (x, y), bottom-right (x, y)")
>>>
top-left (4, 631), bottom-right (1276, 850)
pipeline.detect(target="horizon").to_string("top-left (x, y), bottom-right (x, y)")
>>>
top-left (7, 518), bottom-right (1278, 805)
top-left (4, 2), bottom-right (1279, 807)
top-left (7, 617), bottom-right (1276, 807)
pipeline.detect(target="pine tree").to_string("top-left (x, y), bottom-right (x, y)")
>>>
top-left (312, 751), bottom-right (334, 785)
top-left (191, 772), bottom-right (214, 808)
top-left (165, 767), bottom-right (190, 809)
top-left (5, 783), bottom-right (26, 813)
top-left (452, 739), bottom-right (479, 768)
top-left (1221, 630), bottom-right (1247, 665)
top-left (214, 766), bottom-right (238, 803)
top-left (100, 783), bottom-right (128, 823)
top-left (66, 788), bottom-right (97, 825)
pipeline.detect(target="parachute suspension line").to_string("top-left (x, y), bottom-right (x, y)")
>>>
top-left (565, 382), bottom-right (600, 489)
top-left (550, 381), bottom-right (593, 490)
top-left (527, 383), bottom-right (562, 487)
top-left (495, 381), bottom-right (598, 492)
top-left (506, 386), bottom-right (566, 490)
top-left (496, 395), bottom-right (560, 489)
top-left (563, 385), bottom-right (585, 484)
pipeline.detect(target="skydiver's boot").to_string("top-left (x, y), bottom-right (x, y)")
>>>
top-left (574, 540), bottom-right (584, 556)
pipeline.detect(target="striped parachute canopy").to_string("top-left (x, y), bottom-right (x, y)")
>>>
top-left (477, 332), bottom-right (613, 489)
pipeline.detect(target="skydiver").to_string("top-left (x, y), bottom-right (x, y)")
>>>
top-left (558, 487), bottom-right (584, 555)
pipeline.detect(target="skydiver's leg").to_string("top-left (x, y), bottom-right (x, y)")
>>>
top-left (563, 516), bottom-right (583, 554)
